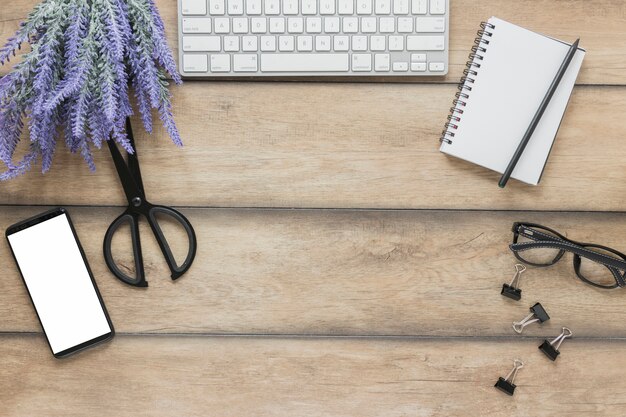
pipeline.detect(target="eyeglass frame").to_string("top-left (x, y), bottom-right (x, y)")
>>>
top-left (510, 222), bottom-right (626, 289)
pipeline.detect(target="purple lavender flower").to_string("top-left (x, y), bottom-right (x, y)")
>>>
top-left (0, 0), bottom-right (182, 179)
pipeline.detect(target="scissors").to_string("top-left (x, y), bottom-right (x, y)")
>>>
top-left (103, 118), bottom-right (197, 287)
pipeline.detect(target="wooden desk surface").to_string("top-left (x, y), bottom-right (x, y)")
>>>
top-left (2, 1), bottom-right (626, 416)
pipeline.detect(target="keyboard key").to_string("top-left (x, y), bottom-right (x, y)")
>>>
top-left (320, 0), bottom-right (336, 14)
top-left (316, 35), bottom-right (331, 51)
top-left (429, 61), bottom-right (445, 71)
top-left (338, 0), bottom-right (354, 14)
top-left (224, 36), bottom-right (240, 51)
top-left (406, 35), bottom-right (444, 50)
top-left (379, 17), bottom-right (395, 33)
top-left (393, 0), bottom-right (409, 14)
top-left (411, 62), bottom-right (426, 71)
top-left (324, 17), bottom-right (340, 33)
top-left (397, 17), bottom-right (412, 32)
top-left (361, 17), bottom-right (376, 33)
top-left (210, 54), bottom-right (231, 71)
top-left (261, 35), bottom-right (276, 50)
top-left (279, 35), bottom-right (295, 50)
top-left (352, 53), bottom-right (372, 71)
top-left (302, 0), bottom-right (317, 14)
top-left (283, 0), bottom-right (298, 14)
top-left (214, 17), bottom-right (230, 33)
top-left (209, 0), bottom-right (225, 14)
top-left (182, 18), bottom-right (212, 33)
top-left (306, 17), bottom-right (322, 33)
top-left (233, 18), bottom-right (249, 33)
top-left (374, 53), bottom-right (390, 71)
top-left (247, 0), bottom-right (262, 14)
top-left (392, 61), bottom-right (408, 71)
top-left (370, 35), bottom-right (385, 51)
top-left (411, 0), bottom-right (427, 14)
top-left (183, 36), bottom-right (221, 52)
top-left (352, 35), bottom-right (367, 51)
top-left (389, 35), bottom-right (403, 51)
top-left (411, 53), bottom-right (426, 61)
top-left (251, 17), bottom-right (267, 33)
top-left (182, 0), bottom-right (206, 15)
top-left (297, 35), bottom-right (313, 51)
top-left (265, 0), bottom-right (280, 14)
top-left (242, 36), bottom-right (258, 51)
top-left (228, 0), bottom-right (244, 14)
top-left (429, 0), bottom-right (445, 14)
top-left (270, 17), bottom-right (286, 33)
top-left (375, 0), bottom-right (391, 14)
top-left (357, 0), bottom-right (372, 14)
top-left (333, 35), bottom-right (349, 51)
top-left (288, 17), bottom-right (304, 33)
top-left (343, 17), bottom-right (358, 33)
top-left (261, 53), bottom-right (349, 71)
top-left (183, 54), bottom-right (208, 72)
top-left (415, 17), bottom-right (445, 32)
top-left (234, 54), bottom-right (259, 71)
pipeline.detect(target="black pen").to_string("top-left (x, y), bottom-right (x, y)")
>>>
top-left (498, 38), bottom-right (580, 188)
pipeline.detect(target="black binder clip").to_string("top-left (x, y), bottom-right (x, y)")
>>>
top-left (539, 327), bottom-right (572, 361)
top-left (512, 302), bottom-right (550, 334)
top-left (501, 264), bottom-right (526, 301)
top-left (494, 359), bottom-right (524, 396)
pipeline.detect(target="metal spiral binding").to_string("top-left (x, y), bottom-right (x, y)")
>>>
top-left (440, 21), bottom-right (496, 144)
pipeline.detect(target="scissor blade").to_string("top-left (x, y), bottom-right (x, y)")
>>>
top-left (125, 118), bottom-right (146, 198)
top-left (107, 138), bottom-right (144, 204)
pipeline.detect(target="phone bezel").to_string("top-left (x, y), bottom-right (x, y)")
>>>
top-left (5, 207), bottom-right (115, 358)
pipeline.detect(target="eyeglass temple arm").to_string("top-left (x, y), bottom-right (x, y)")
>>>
top-left (514, 224), bottom-right (566, 243)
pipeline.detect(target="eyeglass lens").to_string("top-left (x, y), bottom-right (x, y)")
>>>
top-left (513, 224), bottom-right (625, 289)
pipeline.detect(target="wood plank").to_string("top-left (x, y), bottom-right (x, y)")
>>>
top-left (2, 0), bottom-right (626, 84)
top-left (2, 334), bottom-right (626, 417)
top-left (1, 85), bottom-right (625, 211)
top-left (3, 206), bottom-right (626, 338)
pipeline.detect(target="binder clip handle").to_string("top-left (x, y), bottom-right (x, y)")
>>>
top-left (551, 327), bottom-right (572, 350)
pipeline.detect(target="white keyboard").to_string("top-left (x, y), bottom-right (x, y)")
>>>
top-left (178, 0), bottom-right (449, 77)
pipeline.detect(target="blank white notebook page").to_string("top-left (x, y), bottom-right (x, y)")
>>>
top-left (439, 17), bottom-right (585, 185)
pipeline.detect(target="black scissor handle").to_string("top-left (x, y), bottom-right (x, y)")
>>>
top-left (147, 206), bottom-right (197, 280)
top-left (103, 212), bottom-right (148, 287)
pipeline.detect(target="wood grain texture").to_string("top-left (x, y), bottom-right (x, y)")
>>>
top-left (3, 206), bottom-right (626, 338)
top-left (2, 0), bottom-right (626, 84)
top-left (2, 334), bottom-right (626, 417)
top-left (0, 85), bottom-right (625, 210)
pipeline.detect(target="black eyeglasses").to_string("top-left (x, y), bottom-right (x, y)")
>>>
top-left (510, 222), bottom-right (626, 289)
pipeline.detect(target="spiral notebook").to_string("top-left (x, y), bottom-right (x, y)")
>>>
top-left (439, 17), bottom-right (585, 185)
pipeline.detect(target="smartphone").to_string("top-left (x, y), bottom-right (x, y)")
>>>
top-left (6, 208), bottom-right (114, 358)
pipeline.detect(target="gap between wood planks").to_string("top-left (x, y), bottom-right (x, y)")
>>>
top-left (3, 331), bottom-right (626, 342)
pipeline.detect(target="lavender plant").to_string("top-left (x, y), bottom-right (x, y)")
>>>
top-left (0, 0), bottom-right (182, 180)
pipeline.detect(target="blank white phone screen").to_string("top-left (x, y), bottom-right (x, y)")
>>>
top-left (7, 213), bottom-right (111, 354)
